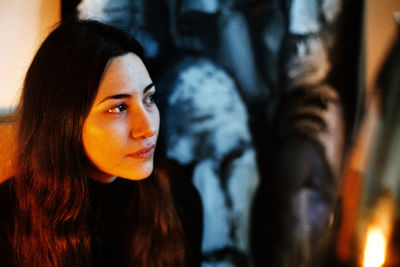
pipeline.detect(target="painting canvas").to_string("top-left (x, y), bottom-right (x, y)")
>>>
top-left (61, 0), bottom-right (364, 266)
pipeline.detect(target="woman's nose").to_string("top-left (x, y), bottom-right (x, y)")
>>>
top-left (130, 107), bottom-right (158, 140)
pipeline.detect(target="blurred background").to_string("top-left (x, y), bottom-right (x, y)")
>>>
top-left (0, 1), bottom-right (399, 266)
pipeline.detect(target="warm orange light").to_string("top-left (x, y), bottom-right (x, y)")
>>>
top-left (362, 224), bottom-right (386, 267)
top-left (361, 194), bottom-right (395, 267)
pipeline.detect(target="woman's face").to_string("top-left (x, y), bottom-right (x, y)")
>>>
top-left (82, 53), bottom-right (159, 183)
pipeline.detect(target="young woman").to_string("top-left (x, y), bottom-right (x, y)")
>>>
top-left (0, 20), bottom-right (199, 267)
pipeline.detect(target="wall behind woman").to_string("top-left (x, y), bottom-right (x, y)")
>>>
top-left (0, 0), bottom-right (60, 112)
top-left (366, 0), bottom-right (400, 95)
top-left (0, 1), bottom-right (60, 182)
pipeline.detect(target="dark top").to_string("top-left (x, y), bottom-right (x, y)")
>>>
top-left (0, 179), bottom-right (14, 266)
top-left (0, 173), bottom-right (202, 267)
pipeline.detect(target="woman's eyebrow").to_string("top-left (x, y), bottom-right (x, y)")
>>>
top-left (98, 94), bottom-right (131, 105)
top-left (144, 83), bottom-right (155, 93)
top-left (98, 83), bottom-right (154, 105)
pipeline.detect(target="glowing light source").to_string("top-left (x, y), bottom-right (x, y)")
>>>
top-left (362, 224), bottom-right (386, 267)
top-left (361, 194), bottom-right (394, 267)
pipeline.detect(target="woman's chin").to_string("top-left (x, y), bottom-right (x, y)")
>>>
top-left (119, 171), bottom-right (153, 181)
top-left (87, 162), bottom-right (154, 183)
top-left (115, 165), bottom-right (154, 182)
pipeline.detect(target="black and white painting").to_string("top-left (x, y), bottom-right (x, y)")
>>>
top-left (64, 0), bottom-right (364, 266)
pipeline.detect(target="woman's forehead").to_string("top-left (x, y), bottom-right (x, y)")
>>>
top-left (94, 53), bottom-right (151, 101)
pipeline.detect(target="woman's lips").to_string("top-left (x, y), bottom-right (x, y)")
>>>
top-left (127, 145), bottom-right (155, 159)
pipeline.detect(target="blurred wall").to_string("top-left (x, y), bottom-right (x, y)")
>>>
top-left (0, 1), bottom-right (60, 183)
top-left (0, 0), bottom-right (60, 112)
top-left (366, 0), bottom-right (400, 95)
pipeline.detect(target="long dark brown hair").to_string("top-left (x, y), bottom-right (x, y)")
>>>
top-left (12, 20), bottom-right (185, 267)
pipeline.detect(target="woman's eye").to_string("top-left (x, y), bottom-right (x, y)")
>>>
top-left (107, 103), bottom-right (127, 113)
top-left (144, 93), bottom-right (156, 104)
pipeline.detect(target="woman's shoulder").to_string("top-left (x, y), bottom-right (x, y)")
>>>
top-left (0, 177), bottom-right (14, 205)
top-left (0, 178), bottom-right (14, 210)
top-left (0, 177), bottom-right (15, 224)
